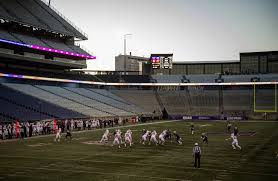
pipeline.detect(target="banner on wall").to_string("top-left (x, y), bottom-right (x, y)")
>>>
top-left (182, 115), bottom-right (245, 120)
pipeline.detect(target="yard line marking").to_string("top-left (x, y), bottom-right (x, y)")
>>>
top-left (199, 124), bottom-right (212, 127)
top-left (1, 155), bottom-right (277, 177)
top-left (27, 143), bottom-right (53, 147)
top-left (0, 165), bottom-right (188, 181)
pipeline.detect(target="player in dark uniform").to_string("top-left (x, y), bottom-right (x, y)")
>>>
top-left (227, 121), bottom-right (232, 132)
top-left (173, 131), bottom-right (182, 145)
top-left (113, 130), bottom-right (117, 136)
top-left (201, 133), bottom-right (208, 144)
top-left (165, 129), bottom-right (172, 141)
top-left (147, 130), bottom-right (152, 142)
top-left (65, 129), bottom-right (72, 140)
top-left (233, 127), bottom-right (239, 136)
top-left (190, 124), bottom-right (194, 135)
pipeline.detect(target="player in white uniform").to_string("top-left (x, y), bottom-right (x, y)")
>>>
top-left (150, 130), bottom-right (158, 145)
top-left (124, 129), bottom-right (132, 147)
top-left (226, 133), bottom-right (241, 150)
top-left (112, 130), bottom-right (122, 148)
top-left (159, 131), bottom-right (166, 145)
top-left (100, 129), bottom-right (109, 144)
top-left (117, 129), bottom-right (123, 144)
top-left (54, 128), bottom-right (62, 142)
top-left (142, 130), bottom-right (150, 145)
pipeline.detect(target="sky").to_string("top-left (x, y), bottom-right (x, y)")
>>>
top-left (51, 0), bottom-right (278, 70)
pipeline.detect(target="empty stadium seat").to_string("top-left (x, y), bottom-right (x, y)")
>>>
top-left (0, 84), bottom-right (85, 119)
top-left (186, 74), bottom-right (219, 83)
top-left (152, 75), bottom-right (183, 83)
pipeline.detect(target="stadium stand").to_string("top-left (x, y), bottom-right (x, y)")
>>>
top-left (95, 75), bottom-right (121, 83)
top-left (0, 68), bottom-right (102, 82)
top-left (0, 84), bottom-right (86, 120)
top-left (0, 4), bottom-right (14, 20)
top-left (96, 75), bottom-right (151, 83)
top-left (255, 89), bottom-right (276, 110)
top-left (111, 90), bottom-right (161, 115)
top-left (65, 87), bottom-right (144, 115)
top-left (223, 89), bottom-right (252, 112)
top-left (186, 74), bottom-right (219, 83)
top-left (0, 97), bottom-right (51, 121)
top-left (156, 87), bottom-right (220, 116)
top-left (158, 90), bottom-right (191, 115)
top-left (61, 87), bottom-right (135, 116)
top-left (40, 38), bottom-right (75, 53)
top-left (0, 30), bottom-right (90, 56)
top-left (188, 87), bottom-right (220, 115)
top-left (34, 85), bottom-right (119, 117)
top-left (0, 0), bottom-right (87, 39)
top-left (0, 113), bottom-right (14, 122)
top-left (0, 81), bottom-right (151, 121)
top-left (11, 32), bottom-right (49, 46)
top-left (69, 44), bottom-right (90, 55)
top-left (2, 83), bottom-right (112, 118)
top-left (0, 0), bottom-right (45, 29)
top-left (222, 74), bottom-right (258, 82)
top-left (257, 74), bottom-right (278, 82)
top-left (89, 88), bottom-right (128, 103)
top-left (121, 75), bottom-right (151, 83)
top-left (152, 75), bottom-right (183, 83)
top-left (0, 29), bottom-right (19, 42)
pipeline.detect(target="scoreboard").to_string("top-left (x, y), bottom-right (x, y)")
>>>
top-left (150, 54), bottom-right (173, 69)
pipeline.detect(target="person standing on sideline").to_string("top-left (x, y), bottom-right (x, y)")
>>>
top-left (193, 143), bottom-right (201, 168)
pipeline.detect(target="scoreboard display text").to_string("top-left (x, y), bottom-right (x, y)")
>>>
top-left (150, 54), bottom-right (173, 69)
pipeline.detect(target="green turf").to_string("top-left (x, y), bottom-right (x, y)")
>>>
top-left (0, 120), bottom-right (278, 181)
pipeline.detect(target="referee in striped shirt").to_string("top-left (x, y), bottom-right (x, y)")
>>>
top-left (193, 143), bottom-right (201, 168)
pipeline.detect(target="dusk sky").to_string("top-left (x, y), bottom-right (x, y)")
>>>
top-left (51, 0), bottom-right (278, 70)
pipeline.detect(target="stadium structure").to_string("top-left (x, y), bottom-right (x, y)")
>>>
top-left (0, 1), bottom-right (278, 180)
top-left (0, 0), bottom-right (277, 123)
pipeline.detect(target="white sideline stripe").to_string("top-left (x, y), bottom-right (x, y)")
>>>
top-left (1, 165), bottom-right (188, 181)
top-left (1, 120), bottom-right (183, 142)
top-left (1, 155), bottom-right (278, 177)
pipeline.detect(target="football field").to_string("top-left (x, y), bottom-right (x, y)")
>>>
top-left (0, 120), bottom-right (278, 181)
